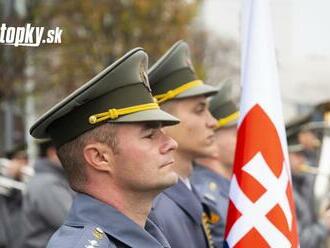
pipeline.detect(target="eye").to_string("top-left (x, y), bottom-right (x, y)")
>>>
top-left (144, 129), bottom-right (157, 139)
top-left (194, 105), bottom-right (206, 114)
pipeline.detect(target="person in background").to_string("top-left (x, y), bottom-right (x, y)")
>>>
top-left (20, 139), bottom-right (75, 248)
top-left (4, 144), bottom-right (28, 182)
top-left (148, 40), bottom-right (222, 248)
top-left (286, 119), bottom-right (325, 209)
top-left (288, 144), bottom-right (330, 248)
top-left (286, 116), bottom-right (322, 168)
top-left (0, 145), bottom-right (28, 248)
top-left (191, 80), bottom-right (239, 243)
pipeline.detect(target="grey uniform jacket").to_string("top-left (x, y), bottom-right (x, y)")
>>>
top-left (191, 165), bottom-right (230, 247)
top-left (150, 179), bottom-right (213, 248)
top-left (47, 193), bottom-right (171, 248)
top-left (20, 159), bottom-right (75, 248)
top-left (293, 175), bottom-right (328, 248)
top-left (0, 195), bottom-right (12, 247)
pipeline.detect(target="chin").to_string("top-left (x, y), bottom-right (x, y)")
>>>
top-left (194, 149), bottom-right (215, 158)
top-left (158, 172), bottom-right (179, 189)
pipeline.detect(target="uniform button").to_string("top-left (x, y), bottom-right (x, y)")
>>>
top-left (208, 182), bottom-right (218, 191)
top-left (93, 227), bottom-right (104, 240)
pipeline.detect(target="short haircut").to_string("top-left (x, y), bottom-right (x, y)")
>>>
top-left (57, 123), bottom-right (118, 192)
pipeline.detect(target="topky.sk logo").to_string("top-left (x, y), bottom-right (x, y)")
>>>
top-left (0, 23), bottom-right (63, 47)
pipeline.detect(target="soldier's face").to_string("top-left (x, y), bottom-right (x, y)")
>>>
top-left (164, 96), bottom-right (217, 159)
top-left (298, 130), bottom-right (320, 150)
top-left (111, 122), bottom-right (179, 192)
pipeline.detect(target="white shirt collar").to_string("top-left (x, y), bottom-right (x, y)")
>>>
top-left (180, 177), bottom-right (192, 191)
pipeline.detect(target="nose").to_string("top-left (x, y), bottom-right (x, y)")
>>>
top-left (159, 130), bottom-right (178, 154)
top-left (206, 110), bottom-right (217, 129)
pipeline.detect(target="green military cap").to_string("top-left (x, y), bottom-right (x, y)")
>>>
top-left (148, 40), bottom-right (217, 104)
top-left (286, 122), bottom-right (327, 153)
top-left (314, 100), bottom-right (330, 126)
top-left (286, 114), bottom-right (313, 144)
top-left (209, 80), bottom-right (239, 129)
top-left (30, 48), bottom-right (179, 147)
top-left (285, 113), bottom-right (330, 147)
top-left (288, 144), bottom-right (305, 153)
top-left (315, 100), bottom-right (330, 114)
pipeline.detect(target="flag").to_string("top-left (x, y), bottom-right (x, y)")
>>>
top-left (314, 114), bottom-right (330, 209)
top-left (224, 0), bottom-right (299, 247)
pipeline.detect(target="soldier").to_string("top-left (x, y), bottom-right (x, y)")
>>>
top-left (20, 139), bottom-right (75, 248)
top-left (191, 80), bottom-right (239, 242)
top-left (1, 145), bottom-right (28, 248)
top-left (286, 115), bottom-right (321, 167)
top-left (148, 41), bottom-right (221, 248)
top-left (288, 144), bottom-right (330, 248)
top-left (286, 118), bottom-right (323, 207)
top-left (0, 194), bottom-right (12, 247)
top-left (29, 48), bottom-right (180, 248)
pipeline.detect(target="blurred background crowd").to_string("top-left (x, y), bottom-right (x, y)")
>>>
top-left (0, 0), bottom-right (330, 247)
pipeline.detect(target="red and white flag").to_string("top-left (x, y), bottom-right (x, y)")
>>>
top-left (224, 0), bottom-right (299, 247)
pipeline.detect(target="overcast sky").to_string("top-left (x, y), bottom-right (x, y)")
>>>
top-left (201, 0), bottom-right (330, 119)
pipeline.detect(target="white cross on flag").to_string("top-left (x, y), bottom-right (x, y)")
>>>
top-left (224, 0), bottom-right (299, 247)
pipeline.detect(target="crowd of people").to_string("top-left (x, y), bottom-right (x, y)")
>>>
top-left (0, 40), bottom-right (329, 248)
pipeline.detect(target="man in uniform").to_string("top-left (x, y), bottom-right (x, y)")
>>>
top-left (286, 115), bottom-right (321, 167)
top-left (20, 139), bottom-right (75, 248)
top-left (29, 48), bottom-right (180, 248)
top-left (1, 145), bottom-right (28, 248)
top-left (148, 40), bottom-right (221, 248)
top-left (191, 80), bottom-right (239, 244)
top-left (288, 143), bottom-right (330, 248)
top-left (286, 118), bottom-right (322, 207)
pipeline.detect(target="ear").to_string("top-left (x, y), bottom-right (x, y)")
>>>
top-left (83, 142), bottom-right (113, 173)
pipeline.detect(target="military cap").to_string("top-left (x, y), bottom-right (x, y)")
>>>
top-left (315, 101), bottom-right (330, 115)
top-left (286, 113), bottom-right (312, 141)
top-left (148, 40), bottom-right (217, 104)
top-left (288, 101), bottom-right (330, 138)
top-left (209, 80), bottom-right (239, 129)
top-left (286, 115), bottom-right (330, 147)
top-left (288, 144), bottom-right (305, 153)
top-left (4, 143), bottom-right (27, 160)
top-left (30, 48), bottom-right (179, 147)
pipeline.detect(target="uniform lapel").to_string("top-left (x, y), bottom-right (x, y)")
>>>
top-left (163, 180), bottom-right (203, 224)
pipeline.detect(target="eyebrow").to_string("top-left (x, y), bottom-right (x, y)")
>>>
top-left (195, 101), bottom-right (207, 108)
top-left (141, 122), bottom-right (162, 131)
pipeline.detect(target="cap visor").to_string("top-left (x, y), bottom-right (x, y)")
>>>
top-left (109, 108), bottom-right (180, 126)
top-left (175, 84), bottom-right (218, 99)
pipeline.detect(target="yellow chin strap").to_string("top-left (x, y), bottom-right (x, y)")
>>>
top-left (154, 80), bottom-right (204, 104)
top-left (215, 111), bottom-right (239, 129)
top-left (88, 102), bottom-right (159, 124)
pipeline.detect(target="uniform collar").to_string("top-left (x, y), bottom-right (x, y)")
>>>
top-left (193, 163), bottom-right (223, 181)
top-left (180, 177), bottom-right (192, 190)
top-left (192, 164), bottom-right (230, 195)
top-left (163, 179), bottom-right (203, 224)
top-left (66, 193), bottom-right (170, 248)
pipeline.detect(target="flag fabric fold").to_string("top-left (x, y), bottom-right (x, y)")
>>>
top-left (224, 0), bottom-right (299, 247)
